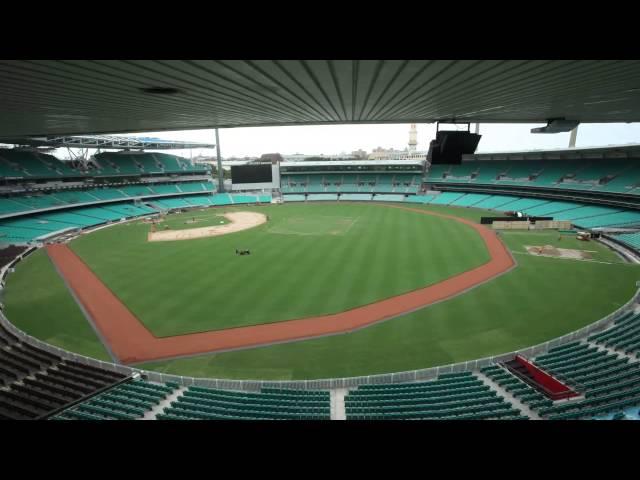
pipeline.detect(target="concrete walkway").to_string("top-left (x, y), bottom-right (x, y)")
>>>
top-left (331, 388), bottom-right (349, 420)
top-left (587, 340), bottom-right (640, 364)
top-left (474, 370), bottom-right (541, 420)
top-left (141, 385), bottom-right (187, 420)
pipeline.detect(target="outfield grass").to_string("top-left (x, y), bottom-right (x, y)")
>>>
top-left (140, 231), bottom-right (639, 380)
top-left (266, 214), bottom-right (357, 236)
top-left (67, 203), bottom-right (489, 336)
top-left (3, 249), bottom-right (112, 361)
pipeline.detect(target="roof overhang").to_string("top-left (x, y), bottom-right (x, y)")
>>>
top-left (1, 60), bottom-right (640, 137)
top-left (0, 135), bottom-right (215, 150)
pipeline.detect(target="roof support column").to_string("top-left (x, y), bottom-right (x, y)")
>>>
top-left (215, 128), bottom-right (224, 193)
top-left (568, 125), bottom-right (579, 148)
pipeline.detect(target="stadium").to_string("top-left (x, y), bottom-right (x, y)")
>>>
top-left (1, 60), bottom-right (640, 421)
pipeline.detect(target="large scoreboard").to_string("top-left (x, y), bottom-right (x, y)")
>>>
top-left (230, 163), bottom-right (279, 191)
top-left (231, 164), bottom-right (273, 184)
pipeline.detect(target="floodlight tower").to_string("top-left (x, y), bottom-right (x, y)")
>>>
top-left (408, 124), bottom-right (417, 153)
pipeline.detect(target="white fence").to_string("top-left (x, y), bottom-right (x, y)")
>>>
top-left (1, 282), bottom-right (637, 392)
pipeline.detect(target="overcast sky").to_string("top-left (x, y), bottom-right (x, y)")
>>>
top-left (54, 122), bottom-right (640, 160)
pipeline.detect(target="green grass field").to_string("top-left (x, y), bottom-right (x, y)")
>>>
top-left (3, 249), bottom-right (112, 361)
top-left (67, 203), bottom-right (489, 336)
top-left (3, 201), bottom-right (639, 380)
top-left (266, 214), bottom-right (357, 236)
top-left (140, 231), bottom-right (638, 380)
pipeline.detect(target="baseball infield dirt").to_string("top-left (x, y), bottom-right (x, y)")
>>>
top-left (148, 211), bottom-right (266, 241)
top-left (525, 245), bottom-right (593, 260)
top-left (46, 204), bottom-right (515, 364)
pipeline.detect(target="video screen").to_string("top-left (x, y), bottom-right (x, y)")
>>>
top-left (231, 164), bottom-right (273, 184)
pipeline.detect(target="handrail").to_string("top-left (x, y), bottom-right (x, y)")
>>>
top-left (37, 374), bottom-right (136, 420)
top-left (1, 278), bottom-right (636, 392)
top-left (424, 182), bottom-right (640, 210)
top-left (0, 187), bottom-right (215, 221)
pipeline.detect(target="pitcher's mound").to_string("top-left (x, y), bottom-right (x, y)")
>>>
top-left (148, 211), bottom-right (266, 242)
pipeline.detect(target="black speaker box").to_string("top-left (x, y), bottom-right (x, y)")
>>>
top-left (427, 131), bottom-right (482, 165)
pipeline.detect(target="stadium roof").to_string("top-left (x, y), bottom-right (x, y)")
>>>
top-left (0, 134), bottom-right (216, 150)
top-left (1, 60), bottom-right (640, 137)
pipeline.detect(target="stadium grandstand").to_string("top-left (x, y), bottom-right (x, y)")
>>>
top-left (2, 60), bottom-right (640, 421)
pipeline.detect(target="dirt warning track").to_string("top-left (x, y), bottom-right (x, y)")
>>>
top-left (46, 205), bottom-right (516, 364)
